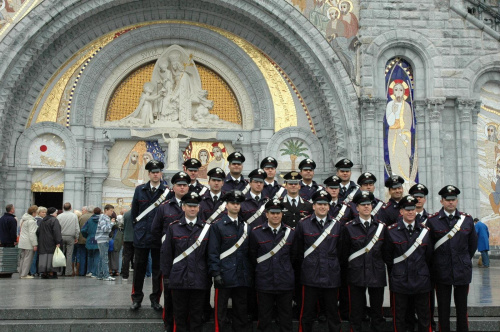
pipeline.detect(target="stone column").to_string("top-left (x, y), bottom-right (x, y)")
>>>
top-left (374, 98), bottom-right (388, 200)
top-left (426, 98), bottom-right (446, 212)
top-left (4, 167), bottom-right (34, 218)
top-left (86, 139), bottom-right (113, 208)
top-left (471, 101), bottom-right (481, 217)
top-left (413, 99), bottom-right (428, 187)
top-left (63, 168), bottom-right (86, 209)
top-left (87, 173), bottom-right (108, 208)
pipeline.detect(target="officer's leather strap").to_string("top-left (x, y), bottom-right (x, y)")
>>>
top-left (434, 215), bottom-right (466, 250)
top-left (220, 224), bottom-right (248, 260)
top-left (393, 228), bottom-right (429, 264)
top-left (172, 223), bottom-right (211, 265)
top-left (348, 223), bottom-right (384, 262)
top-left (256, 228), bottom-right (292, 264)
top-left (371, 201), bottom-right (384, 216)
top-left (135, 188), bottom-right (170, 223)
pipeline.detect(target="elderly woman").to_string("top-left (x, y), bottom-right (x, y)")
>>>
top-left (36, 207), bottom-right (62, 279)
top-left (18, 205), bottom-right (39, 279)
top-left (30, 207), bottom-right (47, 276)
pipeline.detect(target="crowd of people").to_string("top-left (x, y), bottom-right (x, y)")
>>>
top-left (0, 152), bottom-right (491, 332)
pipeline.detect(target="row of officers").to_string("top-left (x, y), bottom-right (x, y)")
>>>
top-left (130, 153), bottom-right (478, 332)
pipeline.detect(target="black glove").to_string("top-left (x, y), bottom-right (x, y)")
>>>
top-left (214, 275), bottom-right (224, 288)
top-left (163, 278), bottom-right (170, 288)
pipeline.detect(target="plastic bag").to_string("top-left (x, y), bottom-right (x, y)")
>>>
top-left (52, 247), bottom-right (66, 267)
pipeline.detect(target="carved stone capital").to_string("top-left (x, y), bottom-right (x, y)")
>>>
top-left (413, 99), bottom-right (427, 119)
top-left (426, 98), bottom-right (446, 122)
top-left (456, 98), bottom-right (480, 122)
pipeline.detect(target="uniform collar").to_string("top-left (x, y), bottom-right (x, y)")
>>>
top-left (263, 222), bottom-right (282, 232)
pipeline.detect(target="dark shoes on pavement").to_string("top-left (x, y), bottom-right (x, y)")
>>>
top-left (130, 302), bottom-right (141, 311)
top-left (151, 302), bottom-right (163, 312)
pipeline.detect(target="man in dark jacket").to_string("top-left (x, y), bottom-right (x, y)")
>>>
top-left (378, 175), bottom-right (405, 225)
top-left (198, 167), bottom-right (226, 223)
top-left (208, 190), bottom-right (250, 332)
top-left (335, 158), bottom-right (357, 202)
top-left (261, 156), bottom-right (280, 199)
top-left (0, 204), bottom-right (17, 247)
top-left (239, 168), bottom-right (268, 227)
top-left (426, 185), bottom-right (478, 332)
top-left (222, 152), bottom-right (247, 192)
top-left (298, 158), bottom-right (321, 201)
top-left (121, 209), bottom-right (134, 280)
top-left (36, 207), bottom-right (62, 279)
top-left (161, 192), bottom-right (210, 332)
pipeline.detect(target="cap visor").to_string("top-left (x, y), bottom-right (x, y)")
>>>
top-left (263, 164), bottom-right (275, 168)
top-left (230, 160), bottom-right (242, 164)
top-left (357, 201), bottom-right (372, 206)
top-left (285, 180), bottom-right (300, 184)
top-left (327, 185), bottom-right (340, 189)
top-left (314, 200), bottom-right (329, 204)
top-left (404, 206), bottom-right (416, 210)
top-left (185, 202), bottom-right (199, 207)
top-left (413, 193), bottom-right (425, 197)
top-left (187, 167), bottom-right (199, 171)
top-left (251, 178), bottom-right (264, 182)
top-left (338, 168), bottom-right (351, 171)
top-left (301, 166), bottom-right (312, 170)
top-left (149, 168), bottom-right (161, 173)
top-left (443, 195), bottom-right (457, 200)
top-left (175, 181), bottom-right (189, 185)
top-left (269, 208), bottom-right (282, 213)
top-left (391, 184), bottom-right (403, 188)
top-left (210, 177), bottom-right (223, 181)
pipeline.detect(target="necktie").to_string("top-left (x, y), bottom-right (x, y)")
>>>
top-left (188, 222), bottom-right (193, 229)
top-left (318, 219), bottom-right (323, 228)
top-left (364, 221), bottom-right (370, 229)
top-left (408, 224), bottom-right (413, 236)
top-left (151, 187), bottom-right (156, 193)
top-left (234, 180), bottom-right (239, 185)
top-left (448, 214), bottom-right (454, 227)
top-left (291, 198), bottom-right (296, 207)
top-left (416, 214), bottom-right (421, 223)
top-left (213, 195), bottom-right (218, 204)
top-left (234, 220), bottom-right (238, 227)
top-left (273, 228), bottom-right (277, 237)
top-left (255, 195), bottom-right (260, 201)
top-left (340, 187), bottom-right (346, 197)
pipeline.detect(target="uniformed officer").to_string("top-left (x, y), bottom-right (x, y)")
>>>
top-left (294, 190), bottom-right (342, 332)
top-left (383, 195), bottom-right (433, 332)
top-left (260, 157), bottom-right (280, 199)
top-left (426, 186), bottom-right (478, 332)
top-left (222, 152), bottom-right (247, 192)
top-left (151, 171), bottom-right (191, 331)
top-left (341, 191), bottom-right (386, 332)
top-left (240, 168), bottom-right (269, 227)
top-left (249, 199), bottom-right (296, 332)
top-left (199, 167), bottom-right (226, 223)
top-left (343, 172), bottom-right (385, 224)
top-left (378, 175), bottom-right (405, 225)
top-left (323, 175), bottom-right (343, 219)
top-left (161, 192), bottom-right (209, 332)
top-left (298, 158), bottom-right (322, 201)
top-left (130, 160), bottom-right (166, 313)
top-left (183, 158), bottom-right (205, 193)
top-left (335, 158), bottom-right (357, 202)
top-left (281, 171), bottom-right (313, 228)
top-left (208, 190), bottom-right (251, 332)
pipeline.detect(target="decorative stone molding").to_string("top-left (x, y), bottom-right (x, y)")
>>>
top-left (427, 98), bottom-right (446, 122)
top-left (456, 98), bottom-right (479, 122)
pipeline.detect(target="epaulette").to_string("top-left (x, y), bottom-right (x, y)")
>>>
top-left (299, 215), bottom-right (309, 223)
top-left (459, 211), bottom-right (471, 217)
top-left (381, 202), bottom-right (391, 209)
top-left (252, 225), bottom-right (263, 231)
top-left (428, 212), bottom-right (439, 218)
top-left (345, 220), bottom-right (354, 226)
top-left (169, 220), bottom-right (180, 226)
top-left (387, 223), bottom-right (398, 230)
top-left (212, 217), bottom-right (223, 224)
top-left (284, 224), bottom-right (294, 230)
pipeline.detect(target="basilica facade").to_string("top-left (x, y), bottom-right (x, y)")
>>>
top-left (0, 0), bottom-right (499, 245)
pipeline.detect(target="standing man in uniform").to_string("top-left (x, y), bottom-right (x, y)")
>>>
top-left (208, 190), bottom-right (251, 332)
top-left (383, 195), bottom-right (433, 332)
top-left (199, 167), bottom-right (226, 223)
top-left (249, 199), bottom-right (296, 332)
top-left (130, 160), bottom-right (167, 312)
top-left (298, 158), bottom-right (321, 201)
top-left (341, 191), bottom-right (386, 332)
top-left (323, 175), bottom-right (343, 219)
top-left (222, 152), bottom-right (247, 192)
top-left (161, 192), bottom-right (210, 332)
top-left (281, 171), bottom-right (313, 228)
top-left (240, 169), bottom-right (268, 227)
top-left (335, 158), bottom-right (357, 202)
top-left (427, 186), bottom-right (478, 332)
top-left (294, 190), bottom-right (343, 332)
top-left (261, 157), bottom-right (280, 199)
top-left (378, 175), bottom-right (405, 225)
top-left (184, 158), bottom-right (204, 194)
top-left (151, 171), bottom-right (191, 331)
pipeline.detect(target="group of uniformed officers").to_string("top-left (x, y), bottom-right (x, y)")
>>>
top-left (129, 152), bottom-right (478, 332)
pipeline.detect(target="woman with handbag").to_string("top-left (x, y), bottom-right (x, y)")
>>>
top-left (36, 207), bottom-right (62, 279)
top-left (18, 205), bottom-right (39, 279)
top-left (81, 207), bottom-right (101, 278)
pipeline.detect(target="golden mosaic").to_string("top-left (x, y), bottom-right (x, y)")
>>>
top-left (31, 182), bottom-right (64, 193)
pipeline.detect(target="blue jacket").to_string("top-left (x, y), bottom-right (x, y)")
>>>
top-left (299, 181), bottom-right (321, 202)
top-left (131, 181), bottom-right (167, 249)
top-left (262, 180), bottom-right (280, 199)
top-left (161, 217), bottom-right (211, 290)
top-left (207, 215), bottom-right (252, 288)
top-left (198, 190), bottom-right (226, 223)
top-left (239, 192), bottom-right (268, 228)
top-left (427, 209), bottom-right (478, 285)
top-left (338, 181), bottom-right (357, 203)
top-left (151, 198), bottom-right (184, 249)
top-left (0, 212), bottom-right (17, 246)
top-left (222, 174), bottom-right (247, 192)
top-left (293, 213), bottom-right (342, 289)
top-left (475, 221), bottom-right (490, 252)
top-left (383, 220), bottom-right (432, 294)
top-left (378, 198), bottom-right (401, 225)
top-left (249, 223), bottom-right (296, 292)
top-left (81, 214), bottom-right (99, 250)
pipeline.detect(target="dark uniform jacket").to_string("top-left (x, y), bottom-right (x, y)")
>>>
top-left (249, 223), bottom-right (296, 292)
top-left (222, 174), bottom-right (247, 192)
top-left (378, 198), bottom-right (401, 225)
top-left (131, 181), bottom-right (167, 249)
top-left (344, 197), bottom-right (385, 221)
top-left (151, 198), bottom-right (183, 249)
top-left (340, 216), bottom-right (386, 288)
top-left (161, 217), bottom-right (211, 290)
top-left (207, 215), bottom-right (252, 288)
top-left (262, 180), bottom-right (280, 199)
top-left (281, 196), bottom-right (313, 228)
top-left (383, 220), bottom-right (432, 294)
top-left (426, 209), bottom-right (478, 285)
top-left (36, 216), bottom-right (62, 254)
top-left (198, 190), bottom-right (226, 223)
top-left (328, 200), bottom-right (344, 221)
top-left (299, 181), bottom-right (322, 201)
top-left (338, 181), bottom-right (357, 202)
top-left (239, 192), bottom-right (268, 227)
top-left (293, 213), bottom-right (342, 289)
top-left (0, 212), bottom-right (17, 246)
top-left (416, 209), bottom-right (429, 226)
top-left (166, 180), bottom-right (205, 200)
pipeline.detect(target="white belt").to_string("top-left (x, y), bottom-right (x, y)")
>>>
top-left (348, 223), bottom-right (384, 262)
top-left (206, 202), bottom-right (227, 224)
top-left (256, 228), bottom-right (292, 263)
top-left (245, 202), bottom-right (268, 225)
top-left (274, 186), bottom-right (286, 199)
top-left (135, 188), bottom-right (170, 222)
top-left (242, 183), bottom-right (250, 195)
top-left (172, 223), bottom-right (211, 264)
top-left (393, 228), bottom-right (428, 264)
top-left (220, 224), bottom-right (248, 260)
top-left (199, 186), bottom-right (208, 196)
top-left (371, 201), bottom-right (383, 216)
top-left (434, 215), bottom-right (466, 250)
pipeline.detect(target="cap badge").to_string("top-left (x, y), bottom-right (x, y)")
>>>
top-left (267, 157), bottom-right (274, 162)
top-left (191, 160), bottom-right (196, 164)
top-left (343, 159), bottom-right (349, 164)
top-left (417, 184), bottom-right (424, 189)
top-left (179, 172), bottom-right (187, 177)
top-left (320, 190), bottom-right (327, 196)
top-left (216, 168), bottom-right (222, 173)
top-left (306, 158), bottom-right (312, 163)
top-left (447, 186), bottom-right (455, 192)
top-left (364, 173), bottom-right (371, 178)
top-left (407, 196), bottom-right (415, 202)
top-left (235, 153), bottom-right (241, 157)
top-left (258, 169), bottom-right (265, 174)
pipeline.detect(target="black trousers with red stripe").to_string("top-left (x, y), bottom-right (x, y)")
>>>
top-left (348, 285), bottom-right (384, 332)
top-left (131, 247), bottom-right (162, 304)
top-left (435, 283), bottom-right (469, 332)
top-left (300, 286), bottom-right (341, 332)
top-left (171, 289), bottom-right (206, 332)
top-left (392, 291), bottom-right (431, 332)
top-left (215, 287), bottom-right (248, 332)
top-left (257, 290), bottom-right (293, 332)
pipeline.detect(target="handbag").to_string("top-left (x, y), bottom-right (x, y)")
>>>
top-left (52, 247), bottom-right (66, 267)
top-left (108, 229), bottom-right (117, 252)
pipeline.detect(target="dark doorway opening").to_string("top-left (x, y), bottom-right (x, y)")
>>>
top-left (33, 192), bottom-right (63, 210)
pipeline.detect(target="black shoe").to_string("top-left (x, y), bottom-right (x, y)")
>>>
top-left (151, 302), bottom-right (163, 312)
top-left (130, 302), bottom-right (141, 311)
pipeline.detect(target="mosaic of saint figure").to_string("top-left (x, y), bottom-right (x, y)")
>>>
top-left (384, 58), bottom-right (417, 188)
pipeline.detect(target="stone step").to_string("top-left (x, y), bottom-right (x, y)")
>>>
top-left (0, 318), bottom-right (499, 332)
